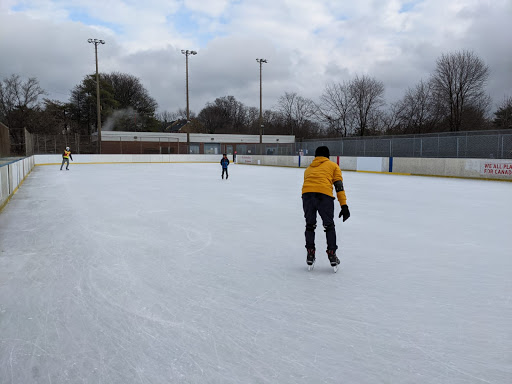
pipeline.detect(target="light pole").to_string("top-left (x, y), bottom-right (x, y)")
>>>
top-left (88, 38), bottom-right (105, 153)
top-left (256, 58), bottom-right (267, 144)
top-left (181, 49), bottom-right (197, 122)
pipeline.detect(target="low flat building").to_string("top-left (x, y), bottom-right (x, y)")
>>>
top-left (95, 131), bottom-right (296, 155)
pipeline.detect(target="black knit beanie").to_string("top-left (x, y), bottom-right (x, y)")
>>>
top-left (315, 146), bottom-right (330, 158)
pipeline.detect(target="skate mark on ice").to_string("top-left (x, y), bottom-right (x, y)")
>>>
top-left (411, 339), bottom-right (493, 383)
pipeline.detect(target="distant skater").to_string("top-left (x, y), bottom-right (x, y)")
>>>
top-left (60, 147), bottom-right (73, 170)
top-left (301, 146), bottom-right (350, 270)
top-left (220, 153), bottom-right (230, 179)
top-left (233, 151), bottom-right (237, 163)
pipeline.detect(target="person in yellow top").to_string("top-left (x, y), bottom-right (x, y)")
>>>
top-left (60, 147), bottom-right (73, 170)
top-left (302, 146), bottom-right (350, 269)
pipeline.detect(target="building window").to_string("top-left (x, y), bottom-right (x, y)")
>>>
top-left (189, 144), bottom-right (200, 154)
top-left (204, 143), bottom-right (221, 154)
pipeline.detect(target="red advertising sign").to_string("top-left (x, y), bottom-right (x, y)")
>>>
top-left (482, 162), bottom-right (512, 176)
top-left (238, 155), bottom-right (253, 164)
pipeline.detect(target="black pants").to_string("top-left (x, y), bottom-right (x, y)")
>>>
top-left (222, 168), bottom-right (228, 179)
top-left (302, 192), bottom-right (337, 251)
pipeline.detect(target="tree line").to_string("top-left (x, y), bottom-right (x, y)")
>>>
top-left (1, 49), bottom-right (511, 148)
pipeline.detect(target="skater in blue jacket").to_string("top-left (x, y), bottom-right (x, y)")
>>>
top-left (220, 154), bottom-right (230, 179)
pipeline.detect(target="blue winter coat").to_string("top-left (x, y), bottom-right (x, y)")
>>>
top-left (220, 158), bottom-right (230, 169)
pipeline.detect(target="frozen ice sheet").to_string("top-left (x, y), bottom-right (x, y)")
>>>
top-left (0, 163), bottom-right (511, 383)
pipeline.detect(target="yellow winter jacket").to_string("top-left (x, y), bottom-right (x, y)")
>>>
top-left (302, 157), bottom-right (347, 206)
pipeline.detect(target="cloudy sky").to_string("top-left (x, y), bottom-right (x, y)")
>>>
top-left (1, 0), bottom-right (511, 116)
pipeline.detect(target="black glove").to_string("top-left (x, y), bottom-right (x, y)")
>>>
top-left (339, 205), bottom-right (350, 222)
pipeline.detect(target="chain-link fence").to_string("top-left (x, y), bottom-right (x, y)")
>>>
top-left (5, 129), bottom-right (512, 159)
top-left (295, 130), bottom-right (512, 159)
top-left (29, 134), bottom-right (97, 155)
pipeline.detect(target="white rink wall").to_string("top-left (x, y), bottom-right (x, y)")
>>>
top-left (32, 154), bottom-right (512, 181)
top-left (392, 157), bottom-right (512, 180)
top-left (235, 155), bottom-right (512, 180)
top-left (0, 156), bottom-right (35, 210)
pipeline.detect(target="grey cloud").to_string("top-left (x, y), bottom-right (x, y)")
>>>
top-left (1, 0), bottom-right (511, 117)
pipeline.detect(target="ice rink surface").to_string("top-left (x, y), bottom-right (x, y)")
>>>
top-left (0, 162), bottom-right (511, 384)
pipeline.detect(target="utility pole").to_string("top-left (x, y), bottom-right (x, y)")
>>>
top-left (88, 38), bottom-right (105, 153)
top-left (181, 50), bottom-right (197, 122)
top-left (256, 59), bottom-right (267, 144)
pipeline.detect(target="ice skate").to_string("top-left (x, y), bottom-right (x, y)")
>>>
top-left (327, 250), bottom-right (340, 272)
top-left (306, 248), bottom-right (315, 270)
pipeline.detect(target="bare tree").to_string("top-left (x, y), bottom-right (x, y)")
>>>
top-left (277, 92), bottom-right (317, 137)
top-left (431, 50), bottom-right (490, 131)
top-left (319, 82), bottom-right (355, 137)
top-left (156, 109), bottom-right (191, 124)
top-left (349, 75), bottom-right (385, 136)
top-left (493, 96), bottom-right (512, 129)
top-left (0, 74), bottom-right (45, 126)
top-left (380, 101), bottom-right (404, 134)
top-left (394, 79), bottom-right (441, 134)
top-left (0, 74), bottom-right (46, 150)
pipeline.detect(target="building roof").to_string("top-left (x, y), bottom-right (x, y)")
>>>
top-left (99, 131), bottom-right (296, 143)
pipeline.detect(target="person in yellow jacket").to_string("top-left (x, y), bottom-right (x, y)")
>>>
top-left (60, 147), bottom-right (73, 170)
top-left (302, 146), bottom-right (350, 268)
